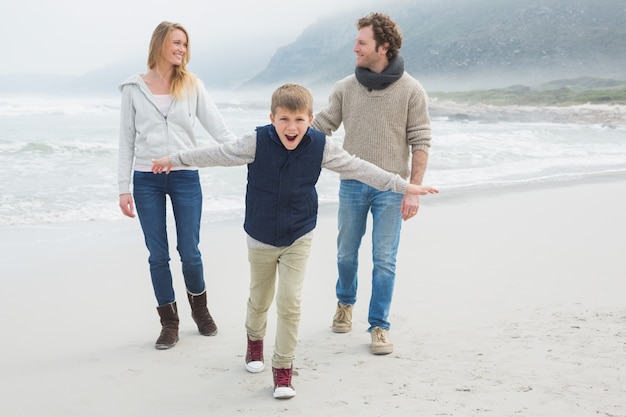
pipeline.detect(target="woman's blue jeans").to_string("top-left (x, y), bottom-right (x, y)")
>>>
top-left (336, 179), bottom-right (403, 331)
top-left (133, 170), bottom-right (205, 306)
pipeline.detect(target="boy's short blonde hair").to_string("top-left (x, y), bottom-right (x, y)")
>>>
top-left (271, 83), bottom-right (314, 115)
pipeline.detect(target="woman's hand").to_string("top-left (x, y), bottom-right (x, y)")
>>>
top-left (119, 193), bottom-right (135, 218)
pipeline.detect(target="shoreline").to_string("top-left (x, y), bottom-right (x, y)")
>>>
top-left (2, 170), bottom-right (625, 233)
top-left (430, 99), bottom-right (626, 127)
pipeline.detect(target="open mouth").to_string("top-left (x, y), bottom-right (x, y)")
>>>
top-left (286, 134), bottom-right (297, 142)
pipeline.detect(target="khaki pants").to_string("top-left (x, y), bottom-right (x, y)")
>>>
top-left (246, 238), bottom-right (312, 369)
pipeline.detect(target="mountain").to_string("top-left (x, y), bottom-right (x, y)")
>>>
top-left (241, 0), bottom-right (626, 91)
top-left (1, 0), bottom-right (625, 95)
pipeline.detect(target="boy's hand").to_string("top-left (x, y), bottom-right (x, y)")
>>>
top-left (151, 157), bottom-right (173, 174)
top-left (407, 184), bottom-right (439, 196)
top-left (401, 185), bottom-right (439, 220)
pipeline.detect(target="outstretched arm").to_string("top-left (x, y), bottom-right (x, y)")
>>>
top-left (405, 183), bottom-right (438, 196)
top-left (322, 140), bottom-right (438, 212)
top-left (151, 133), bottom-right (257, 174)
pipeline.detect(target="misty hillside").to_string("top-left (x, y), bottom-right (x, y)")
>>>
top-left (243, 0), bottom-right (626, 91)
top-left (1, 0), bottom-right (625, 94)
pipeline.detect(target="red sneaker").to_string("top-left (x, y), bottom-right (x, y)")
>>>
top-left (245, 336), bottom-right (265, 373)
top-left (272, 367), bottom-right (296, 399)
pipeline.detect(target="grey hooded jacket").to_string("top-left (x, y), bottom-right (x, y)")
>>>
top-left (117, 74), bottom-right (236, 194)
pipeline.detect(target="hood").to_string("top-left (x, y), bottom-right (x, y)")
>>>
top-left (118, 74), bottom-right (144, 92)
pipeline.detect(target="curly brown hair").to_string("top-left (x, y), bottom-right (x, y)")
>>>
top-left (357, 13), bottom-right (403, 60)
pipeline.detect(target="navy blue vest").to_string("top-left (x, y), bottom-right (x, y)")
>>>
top-left (244, 124), bottom-right (326, 246)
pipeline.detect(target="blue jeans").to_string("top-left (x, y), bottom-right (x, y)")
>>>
top-left (336, 180), bottom-right (403, 331)
top-left (133, 170), bottom-right (205, 306)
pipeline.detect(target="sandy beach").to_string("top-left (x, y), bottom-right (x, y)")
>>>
top-left (1, 174), bottom-right (625, 417)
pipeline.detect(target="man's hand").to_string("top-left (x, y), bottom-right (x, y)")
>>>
top-left (401, 184), bottom-right (438, 220)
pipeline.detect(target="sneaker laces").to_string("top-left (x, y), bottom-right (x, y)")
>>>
top-left (334, 304), bottom-right (351, 323)
top-left (247, 339), bottom-right (263, 362)
top-left (372, 327), bottom-right (388, 343)
top-left (273, 367), bottom-right (293, 387)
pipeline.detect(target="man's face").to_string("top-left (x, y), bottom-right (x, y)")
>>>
top-left (353, 25), bottom-right (388, 72)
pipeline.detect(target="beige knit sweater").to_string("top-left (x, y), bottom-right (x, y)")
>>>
top-left (312, 73), bottom-right (431, 180)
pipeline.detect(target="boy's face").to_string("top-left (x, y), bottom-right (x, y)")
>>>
top-left (269, 107), bottom-right (313, 151)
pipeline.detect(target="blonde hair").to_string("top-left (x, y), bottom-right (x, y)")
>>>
top-left (147, 21), bottom-right (196, 99)
top-left (271, 83), bottom-right (314, 115)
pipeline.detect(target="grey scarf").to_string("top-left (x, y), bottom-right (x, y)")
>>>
top-left (354, 55), bottom-right (405, 90)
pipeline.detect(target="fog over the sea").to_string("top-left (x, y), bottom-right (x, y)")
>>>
top-left (0, 0), bottom-right (383, 77)
top-left (2, 0), bottom-right (624, 95)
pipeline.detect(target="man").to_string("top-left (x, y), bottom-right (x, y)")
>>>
top-left (311, 12), bottom-right (431, 355)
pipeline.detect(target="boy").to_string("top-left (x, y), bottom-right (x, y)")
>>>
top-left (151, 83), bottom-right (438, 399)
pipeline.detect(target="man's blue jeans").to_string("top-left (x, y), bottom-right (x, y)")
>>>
top-left (133, 170), bottom-right (205, 306)
top-left (336, 179), bottom-right (403, 331)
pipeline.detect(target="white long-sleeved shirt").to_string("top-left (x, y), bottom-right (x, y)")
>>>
top-left (170, 129), bottom-right (410, 195)
top-left (169, 128), bottom-right (411, 248)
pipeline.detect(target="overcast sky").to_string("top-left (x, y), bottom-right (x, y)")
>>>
top-left (0, 0), bottom-right (395, 77)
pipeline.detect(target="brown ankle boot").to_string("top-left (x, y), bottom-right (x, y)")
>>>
top-left (155, 302), bottom-right (179, 350)
top-left (187, 291), bottom-right (218, 336)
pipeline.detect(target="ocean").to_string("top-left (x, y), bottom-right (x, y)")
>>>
top-left (1, 93), bottom-right (625, 227)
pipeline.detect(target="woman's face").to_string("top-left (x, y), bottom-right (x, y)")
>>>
top-left (163, 29), bottom-right (187, 66)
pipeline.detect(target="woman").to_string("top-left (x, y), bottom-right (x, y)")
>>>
top-left (118, 21), bottom-right (236, 349)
